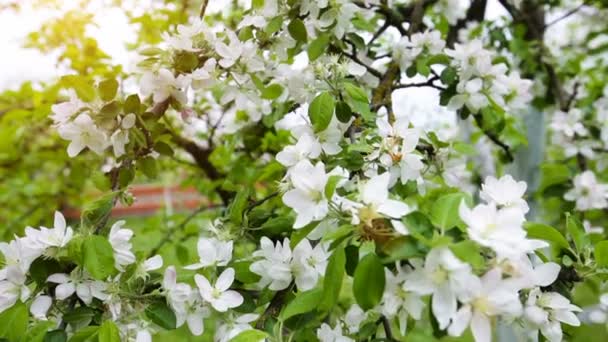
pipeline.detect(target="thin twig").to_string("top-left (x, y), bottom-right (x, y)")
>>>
top-left (545, 3), bottom-right (587, 28)
top-left (147, 203), bottom-right (223, 257)
top-left (199, 0), bottom-right (209, 19)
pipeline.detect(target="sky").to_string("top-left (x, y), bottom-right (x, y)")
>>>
top-left (0, 0), bottom-right (579, 130)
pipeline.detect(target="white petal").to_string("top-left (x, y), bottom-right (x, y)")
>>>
top-left (55, 282), bottom-right (75, 300)
top-left (215, 268), bottom-right (235, 292)
top-left (30, 295), bottom-right (52, 319)
top-left (187, 313), bottom-right (204, 335)
top-left (377, 200), bottom-right (411, 218)
top-left (471, 311), bottom-right (491, 342)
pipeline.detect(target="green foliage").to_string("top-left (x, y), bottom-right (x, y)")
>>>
top-left (353, 253), bottom-right (385, 310)
top-left (83, 235), bottom-right (116, 280)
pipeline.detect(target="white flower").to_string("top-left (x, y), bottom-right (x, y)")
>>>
top-left (26, 211), bottom-right (73, 250)
top-left (276, 133), bottom-right (322, 167)
top-left (564, 171), bottom-right (608, 211)
top-left (57, 113), bottom-right (109, 157)
top-left (524, 288), bottom-right (581, 342)
top-left (282, 160), bottom-right (331, 228)
top-left (405, 247), bottom-right (473, 329)
top-left (250, 237), bottom-right (293, 291)
top-left (343, 305), bottom-right (366, 334)
top-left (583, 220), bottom-right (603, 234)
top-left (47, 272), bottom-right (108, 305)
top-left (459, 202), bottom-right (547, 260)
top-left (500, 257), bottom-right (560, 290)
top-left (190, 58), bottom-right (217, 89)
top-left (448, 269), bottom-right (522, 342)
top-left (140, 68), bottom-right (189, 104)
top-left (447, 78), bottom-right (488, 112)
top-left (195, 268), bottom-right (243, 312)
top-left (479, 175), bottom-right (529, 213)
top-left (550, 109), bottom-right (588, 138)
top-left (317, 323), bottom-right (353, 342)
top-left (215, 31), bottom-right (243, 68)
top-left (0, 238), bottom-right (41, 275)
top-left (353, 173), bottom-right (412, 226)
top-left (162, 266), bottom-right (193, 307)
top-left (110, 113), bottom-right (136, 157)
top-left (184, 237), bottom-right (233, 270)
top-left (0, 267), bottom-right (30, 313)
top-left (108, 221), bottom-right (136, 271)
top-left (30, 295), bottom-right (52, 320)
top-left (381, 265), bottom-right (425, 335)
top-left (144, 255), bottom-right (163, 272)
top-left (174, 292), bottom-right (210, 336)
top-left (50, 96), bottom-right (84, 124)
top-left (215, 313), bottom-right (261, 342)
top-left (136, 330), bottom-right (152, 342)
top-left (291, 239), bottom-right (330, 291)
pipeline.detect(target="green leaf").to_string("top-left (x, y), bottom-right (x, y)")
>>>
top-left (335, 101), bottom-right (352, 123)
top-left (430, 192), bottom-right (472, 230)
top-left (440, 66), bottom-right (458, 85)
top-left (524, 222), bottom-right (569, 250)
top-left (124, 94), bottom-right (142, 115)
top-left (308, 92), bottom-right (335, 132)
top-left (83, 235), bottom-right (116, 280)
top-left (61, 75), bottom-right (96, 102)
top-left (228, 188), bottom-right (251, 225)
top-left (153, 141), bottom-right (174, 156)
top-left (230, 329), bottom-right (268, 342)
top-left (0, 302), bottom-right (27, 341)
top-left (345, 245), bottom-right (359, 276)
top-left (344, 83), bottom-right (368, 103)
top-left (287, 18), bottom-right (307, 42)
top-left (308, 34), bottom-right (330, 61)
top-left (139, 157), bottom-right (158, 179)
top-left (319, 247), bottom-right (345, 312)
top-left (353, 252), bottom-right (385, 310)
top-left (265, 16), bottom-right (283, 35)
top-left (324, 175), bottom-right (342, 199)
top-left (279, 288), bottom-right (323, 321)
top-left (43, 330), bottom-right (67, 342)
top-left (98, 79), bottom-right (118, 101)
top-left (566, 213), bottom-right (589, 252)
top-left (67, 326), bottom-right (99, 342)
top-left (98, 321), bottom-right (120, 342)
top-left (261, 84), bottom-right (284, 100)
top-left (62, 307), bottom-right (95, 326)
top-left (145, 301), bottom-right (177, 330)
top-left (450, 241), bottom-right (484, 270)
top-left (25, 322), bottom-right (54, 342)
top-left (595, 241), bottom-right (608, 267)
top-left (81, 192), bottom-right (117, 228)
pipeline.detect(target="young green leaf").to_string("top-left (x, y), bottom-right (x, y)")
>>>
top-left (319, 247), bottom-right (345, 312)
top-left (430, 192), bottom-right (471, 231)
top-left (145, 301), bottom-right (177, 330)
top-left (98, 79), bottom-right (119, 101)
top-left (0, 302), bottom-right (27, 341)
top-left (83, 235), bottom-right (116, 280)
top-left (279, 287), bottom-right (323, 321)
top-left (287, 18), bottom-right (307, 42)
top-left (98, 321), bottom-right (120, 342)
top-left (595, 240), bottom-right (608, 267)
top-left (566, 213), bottom-right (589, 252)
top-left (309, 92), bottom-right (335, 132)
top-left (231, 330), bottom-right (269, 342)
top-left (353, 252), bottom-right (385, 310)
top-left (308, 34), bottom-right (330, 61)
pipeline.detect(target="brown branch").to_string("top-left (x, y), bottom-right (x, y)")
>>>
top-left (472, 113), bottom-right (514, 162)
